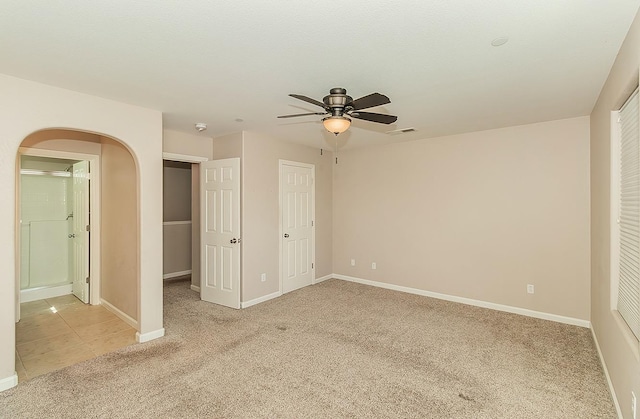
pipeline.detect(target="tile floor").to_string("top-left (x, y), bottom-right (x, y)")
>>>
top-left (15, 294), bottom-right (137, 382)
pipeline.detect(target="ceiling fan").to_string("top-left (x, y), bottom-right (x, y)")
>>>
top-left (277, 87), bottom-right (397, 135)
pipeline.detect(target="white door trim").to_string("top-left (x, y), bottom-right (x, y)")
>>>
top-left (278, 160), bottom-right (316, 295)
top-left (17, 147), bottom-right (101, 314)
top-left (162, 152), bottom-right (209, 163)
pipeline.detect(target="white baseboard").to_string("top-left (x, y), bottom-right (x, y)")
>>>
top-left (591, 326), bottom-right (622, 418)
top-left (190, 284), bottom-right (201, 292)
top-left (239, 275), bottom-right (332, 309)
top-left (314, 274), bottom-right (333, 284)
top-left (136, 328), bottom-right (165, 343)
top-left (163, 270), bottom-right (192, 280)
top-left (0, 373), bottom-right (18, 392)
top-left (241, 291), bottom-right (282, 309)
top-left (101, 298), bottom-right (138, 329)
top-left (20, 284), bottom-right (72, 303)
top-left (334, 274), bottom-right (591, 328)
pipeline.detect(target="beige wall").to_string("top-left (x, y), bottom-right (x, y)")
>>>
top-left (163, 163), bottom-right (192, 221)
top-left (163, 129), bottom-right (213, 160)
top-left (0, 74), bottom-right (163, 390)
top-left (241, 131), bottom-right (333, 302)
top-left (162, 224), bottom-right (192, 275)
top-left (101, 138), bottom-right (138, 319)
top-left (334, 117), bottom-right (591, 321)
top-left (213, 132), bottom-right (243, 159)
top-left (590, 9), bottom-right (640, 417)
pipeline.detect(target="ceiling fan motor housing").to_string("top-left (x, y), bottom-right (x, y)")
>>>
top-left (324, 88), bottom-right (353, 117)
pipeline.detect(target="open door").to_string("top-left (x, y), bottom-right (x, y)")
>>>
top-left (72, 161), bottom-right (90, 303)
top-left (200, 158), bottom-right (241, 309)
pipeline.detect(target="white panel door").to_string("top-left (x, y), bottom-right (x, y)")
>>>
top-left (200, 158), bottom-right (241, 308)
top-left (72, 161), bottom-right (90, 303)
top-left (281, 162), bottom-right (314, 294)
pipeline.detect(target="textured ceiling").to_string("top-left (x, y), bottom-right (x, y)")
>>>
top-left (1, 1), bottom-right (639, 149)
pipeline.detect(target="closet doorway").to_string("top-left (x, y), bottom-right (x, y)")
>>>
top-left (162, 153), bottom-right (207, 293)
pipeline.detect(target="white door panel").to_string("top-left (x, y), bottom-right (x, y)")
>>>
top-left (72, 161), bottom-right (90, 303)
top-left (281, 162), bottom-right (315, 294)
top-left (201, 158), bottom-right (240, 308)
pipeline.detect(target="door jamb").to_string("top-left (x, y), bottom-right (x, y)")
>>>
top-left (278, 159), bottom-right (316, 295)
top-left (16, 147), bottom-right (101, 317)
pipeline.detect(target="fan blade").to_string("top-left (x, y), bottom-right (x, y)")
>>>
top-left (289, 94), bottom-right (326, 109)
top-left (349, 93), bottom-right (391, 110)
top-left (351, 111), bottom-right (398, 124)
top-left (277, 112), bottom-right (327, 119)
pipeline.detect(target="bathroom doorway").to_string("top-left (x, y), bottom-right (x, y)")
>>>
top-left (17, 148), bottom-right (101, 313)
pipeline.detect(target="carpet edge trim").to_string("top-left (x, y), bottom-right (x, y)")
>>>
top-left (334, 274), bottom-right (591, 328)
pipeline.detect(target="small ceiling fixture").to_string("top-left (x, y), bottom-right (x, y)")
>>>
top-left (194, 122), bottom-right (207, 132)
top-left (278, 87), bottom-right (397, 136)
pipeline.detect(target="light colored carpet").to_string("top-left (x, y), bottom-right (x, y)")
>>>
top-left (1, 279), bottom-right (615, 418)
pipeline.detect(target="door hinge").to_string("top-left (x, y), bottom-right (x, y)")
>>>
top-left (85, 277), bottom-right (90, 284)
top-left (86, 225), bottom-right (90, 232)
top-left (312, 263), bottom-right (314, 269)
top-left (312, 220), bottom-right (314, 227)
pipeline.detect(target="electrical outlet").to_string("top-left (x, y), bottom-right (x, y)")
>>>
top-left (351, 259), bottom-right (356, 266)
top-left (632, 391), bottom-right (637, 419)
top-left (527, 284), bottom-right (534, 294)
top-left (371, 262), bottom-right (377, 270)
top-left (260, 273), bottom-right (267, 282)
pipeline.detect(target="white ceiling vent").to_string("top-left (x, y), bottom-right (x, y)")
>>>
top-left (386, 127), bottom-right (416, 135)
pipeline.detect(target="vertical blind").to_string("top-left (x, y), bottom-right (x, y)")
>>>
top-left (618, 88), bottom-right (640, 340)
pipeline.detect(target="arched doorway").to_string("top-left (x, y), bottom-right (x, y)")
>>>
top-left (14, 129), bottom-right (141, 380)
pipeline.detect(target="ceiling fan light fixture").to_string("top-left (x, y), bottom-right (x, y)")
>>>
top-left (322, 116), bottom-right (351, 135)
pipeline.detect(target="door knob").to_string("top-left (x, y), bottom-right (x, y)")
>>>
top-left (284, 233), bottom-right (289, 238)
top-left (230, 238), bottom-right (237, 244)
top-left (68, 234), bottom-right (76, 238)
